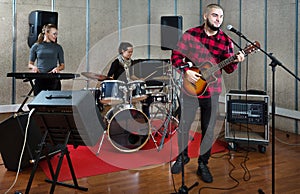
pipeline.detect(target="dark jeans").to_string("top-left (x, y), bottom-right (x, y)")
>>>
top-left (33, 79), bottom-right (61, 96)
top-left (177, 93), bottom-right (219, 165)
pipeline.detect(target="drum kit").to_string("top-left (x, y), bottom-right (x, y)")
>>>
top-left (81, 69), bottom-right (180, 153)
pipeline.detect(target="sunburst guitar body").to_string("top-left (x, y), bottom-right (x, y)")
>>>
top-left (182, 41), bottom-right (260, 97)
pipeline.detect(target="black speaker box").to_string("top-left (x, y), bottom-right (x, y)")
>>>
top-left (27, 10), bottom-right (58, 47)
top-left (0, 113), bottom-right (41, 171)
top-left (28, 90), bottom-right (104, 147)
top-left (161, 16), bottom-right (183, 50)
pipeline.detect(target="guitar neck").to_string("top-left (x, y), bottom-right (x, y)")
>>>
top-left (202, 41), bottom-right (259, 77)
top-left (217, 55), bottom-right (238, 70)
top-left (205, 55), bottom-right (237, 77)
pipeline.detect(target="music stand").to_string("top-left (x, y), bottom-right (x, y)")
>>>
top-left (25, 90), bottom-right (104, 194)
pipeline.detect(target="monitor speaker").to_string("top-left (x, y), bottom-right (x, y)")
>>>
top-left (27, 10), bottom-right (58, 47)
top-left (161, 16), bottom-right (183, 50)
top-left (0, 113), bottom-right (42, 171)
top-left (28, 90), bottom-right (105, 147)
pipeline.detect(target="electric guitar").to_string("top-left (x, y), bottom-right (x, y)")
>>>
top-left (183, 41), bottom-right (260, 97)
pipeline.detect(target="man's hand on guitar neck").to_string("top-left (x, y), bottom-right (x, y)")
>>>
top-left (234, 51), bottom-right (245, 63)
top-left (185, 69), bottom-right (202, 84)
top-left (183, 50), bottom-right (244, 85)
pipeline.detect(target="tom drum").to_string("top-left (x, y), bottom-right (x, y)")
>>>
top-left (100, 80), bottom-right (126, 105)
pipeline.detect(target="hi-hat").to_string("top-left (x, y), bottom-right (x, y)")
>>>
top-left (81, 72), bottom-right (110, 81)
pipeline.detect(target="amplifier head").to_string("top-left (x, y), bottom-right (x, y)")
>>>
top-left (227, 99), bottom-right (268, 125)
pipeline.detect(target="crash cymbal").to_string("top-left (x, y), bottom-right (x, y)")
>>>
top-left (152, 75), bottom-right (170, 80)
top-left (81, 72), bottom-right (110, 81)
top-left (155, 63), bottom-right (172, 69)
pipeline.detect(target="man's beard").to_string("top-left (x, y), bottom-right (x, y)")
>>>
top-left (206, 19), bottom-right (221, 32)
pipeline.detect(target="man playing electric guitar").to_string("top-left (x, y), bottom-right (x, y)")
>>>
top-left (170, 4), bottom-right (245, 183)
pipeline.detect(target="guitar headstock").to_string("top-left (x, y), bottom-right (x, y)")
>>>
top-left (242, 41), bottom-right (260, 56)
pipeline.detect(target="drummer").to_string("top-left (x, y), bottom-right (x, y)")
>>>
top-left (107, 42), bottom-right (140, 82)
top-left (107, 42), bottom-right (154, 117)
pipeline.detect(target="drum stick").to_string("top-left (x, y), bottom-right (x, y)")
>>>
top-left (144, 70), bottom-right (157, 80)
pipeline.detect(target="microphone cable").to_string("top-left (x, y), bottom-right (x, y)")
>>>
top-left (4, 108), bottom-right (35, 194)
top-left (197, 151), bottom-right (241, 193)
top-left (197, 43), bottom-right (253, 193)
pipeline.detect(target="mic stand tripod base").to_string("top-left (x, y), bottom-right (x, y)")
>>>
top-left (176, 181), bottom-right (199, 194)
top-left (173, 153), bottom-right (199, 194)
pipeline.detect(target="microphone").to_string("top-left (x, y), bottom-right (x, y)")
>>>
top-left (177, 61), bottom-right (193, 69)
top-left (226, 25), bottom-right (244, 37)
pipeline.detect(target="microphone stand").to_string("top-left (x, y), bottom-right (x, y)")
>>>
top-left (234, 33), bottom-right (300, 194)
top-left (172, 66), bottom-right (199, 194)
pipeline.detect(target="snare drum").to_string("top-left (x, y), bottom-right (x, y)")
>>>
top-left (147, 92), bottom-right (167, 104)
top-left (127, 80), bottom-right (147, 102)
top-left (142, 92), bottom-right (168, 121)
top-left (145, 80), bottom-right (165, 95)
top-left (105, 104), bottom-right (150, 152)
top-left (100, 80), bottom-right (126, 105)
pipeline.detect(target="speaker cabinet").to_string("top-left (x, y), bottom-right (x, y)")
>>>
top-left (0, 113), bottom-right (41, 171)
top-left (27, 10), bottom-right (58, 47)
top-left (28, 90), bottom-right (104, 147)
top-left (161, 16), bottom-right (183, 50)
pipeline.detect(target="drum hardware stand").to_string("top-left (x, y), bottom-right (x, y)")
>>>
top-left (157, 67), bottom-right (179, 151)
top-left (127, 84), bottom-right (135, 107)
top-left (148, 103), bottom-right (164, 150)
top-left (157, 113), bottom-right (174, 151)
top-left (120, 85), bottom-right (129, 104)
top-left (149, 130), bottom-right (159, 149)
top-left (96, 130), bottom-right (107, 155)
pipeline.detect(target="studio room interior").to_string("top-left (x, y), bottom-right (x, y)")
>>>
top-left (0, 1), bottom-right (299, 193)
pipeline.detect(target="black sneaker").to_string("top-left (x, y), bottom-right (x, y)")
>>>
top-left (171, 156), bottom-right (190, 174)
top-left (197, 162), bottom-right (213, 183)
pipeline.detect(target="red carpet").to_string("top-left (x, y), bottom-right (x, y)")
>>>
top-left (39, 131), bottom-right (228, 182)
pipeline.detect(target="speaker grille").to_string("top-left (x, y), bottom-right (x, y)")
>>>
top-left (161, 16), bottom-right (183, 50)
top-left (27, 10), bottom-right (58, 47)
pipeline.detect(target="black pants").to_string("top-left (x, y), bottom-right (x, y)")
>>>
top-left (177, 93), bottom-right (219, 165)
top-left (33, 79), bottom-right (61, 96)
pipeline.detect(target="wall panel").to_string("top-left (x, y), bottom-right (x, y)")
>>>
top-left (0, 0), bottom-right (299, 132)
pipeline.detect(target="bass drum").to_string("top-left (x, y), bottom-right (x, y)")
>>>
top-left (105, 104), bottom-right (150, 152)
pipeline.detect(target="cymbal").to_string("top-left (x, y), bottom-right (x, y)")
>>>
top-left (152, 75), bottom-right (170, 80)
top-left (81, 72), bottom-right (110, 81)
top-left (155, 63), bottom-right (172, 69)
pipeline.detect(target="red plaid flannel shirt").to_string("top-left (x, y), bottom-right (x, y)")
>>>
top-left (171, 24), bottom-right (238, 98)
